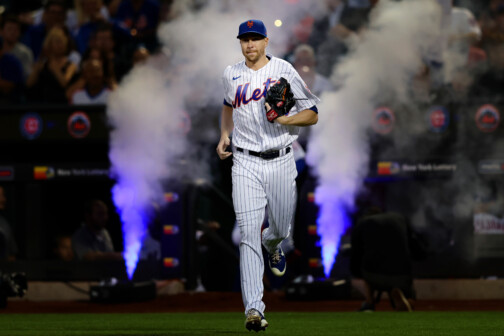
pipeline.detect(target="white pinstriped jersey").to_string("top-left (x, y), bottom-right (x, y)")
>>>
top-left (222, 55), bottom-right (320, 152)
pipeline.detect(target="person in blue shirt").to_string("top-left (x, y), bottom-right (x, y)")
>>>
top-left (114, 0), bottom-right (160, 51)
top-left (21, 0), bottom-right (68, 60)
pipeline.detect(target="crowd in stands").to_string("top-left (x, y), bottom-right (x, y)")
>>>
top-left (0, 0), bottom-right (502, 108)
top-left (0, 0), bottom-right (165, 105)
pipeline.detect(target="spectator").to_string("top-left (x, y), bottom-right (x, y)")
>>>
top-left (478, 0), bottom-right (504, 45)
top-left (75, 0), bottom-right (110, 27)
top-left (0, 36), bottom-right (24, 104)
top-left (52, 235), bottom-right (74, 261)
top-left (443, 0), bottom-right (483, 83)
top-left (26, 27), bottom-right (78, 104)
top-left (21, 0), bottom-right (68, 60)
top-left (70, 58), bottom-right (111, 104)
top-left (351, 208), bottom-right (426, 312)
top-left (74, 0), bottom-right (111, 54)
top-left (293, 44), bottom-right (334, 97)
top-left (71, 199), bottom-right (122, 261)
top-left (84, 46), bottom-right (117, 87)
top-left (0, 14), bottom-right (34, 79)
top-left (293, 44), bottom-right (333, 147)
top-left (308, 0), bottom-right (376, 77)
top-left (87, 23), bottom-right (123, 83)
top-left (114, 0), bottom-right (160, 51)
top-left (0, 185), bottom-right (18, 261)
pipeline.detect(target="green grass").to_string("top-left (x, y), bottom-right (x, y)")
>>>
top-left (0, 312), bottom-right (503, 336)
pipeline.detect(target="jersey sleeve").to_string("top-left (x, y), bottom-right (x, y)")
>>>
top-left (222, 66), bottom-right (233, 106)
top-left (288, 67), bottom-right (321, 114)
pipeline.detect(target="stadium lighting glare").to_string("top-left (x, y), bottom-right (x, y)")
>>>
top-left (274, 20), bottom-right (282, 27)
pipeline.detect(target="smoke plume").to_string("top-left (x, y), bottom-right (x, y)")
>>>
top-left (306, 0), bottom-right (443, 276)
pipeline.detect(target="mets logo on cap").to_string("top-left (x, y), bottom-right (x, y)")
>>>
top-left (372, 107), bottom-right (395, 135)
top-left (475, 104), bottom-right (500, 133)
top-left (427, 106), bottom-right (449, 133)
top-left (20, 112), bottom-right (43, 140)
top-left (237, 19), bottom-right (267, 38)
top-left (67, 111), bottom-right (91, 138)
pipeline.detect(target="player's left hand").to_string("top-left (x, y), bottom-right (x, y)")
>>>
top-left (265, 103), bottom-right (289, 125)
top-left (265, 77), bottom-right (296, 123)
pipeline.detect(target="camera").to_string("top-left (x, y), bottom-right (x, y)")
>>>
top-left (0, 272), bottom-right (27, 308)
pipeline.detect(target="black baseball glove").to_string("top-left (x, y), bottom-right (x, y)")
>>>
top-left (265, 77), bottom-right (296, 123)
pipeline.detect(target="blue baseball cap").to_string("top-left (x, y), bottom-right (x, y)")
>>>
top-left (237, 19), bottom-right (267, 39)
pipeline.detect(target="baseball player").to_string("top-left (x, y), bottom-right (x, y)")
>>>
top-left (216, 19), bottom-right (320, 332)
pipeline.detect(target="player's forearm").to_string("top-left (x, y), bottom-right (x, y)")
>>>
top-left (276, 109), bottom-right (318, 126)
top-left (220, 105), bottom-right (234, 138)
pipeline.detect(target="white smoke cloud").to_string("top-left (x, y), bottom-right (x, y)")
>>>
top-left (306, 0), bottom-right (443, 275)
top-left (308, 0), bottom-right (442, 206)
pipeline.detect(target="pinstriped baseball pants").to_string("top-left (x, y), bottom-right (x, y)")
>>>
top-left (232, 149), bottom-right (297, 315)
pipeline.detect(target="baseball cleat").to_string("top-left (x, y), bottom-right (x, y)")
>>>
top-left (268, 246), bottom-right (286, 277)
top-left (245, 309), bottom-right (268, 332)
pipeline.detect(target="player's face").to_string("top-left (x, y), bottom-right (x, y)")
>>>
top-left (240, 35), bottom-right (269, 63)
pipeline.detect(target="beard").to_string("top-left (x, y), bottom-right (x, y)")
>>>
top-left (244, 50), bottom-right (264, 63)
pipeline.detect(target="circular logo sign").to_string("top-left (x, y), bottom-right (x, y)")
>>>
top-left (20, 113), bottom-right (43, 140)
top-left (427, 106), bottom-right (449, 133)
top-left (67, 111), bottom-right (91, 139)
top-left (372, 107), bottom-right (395, 135)
top-left (475, 104), bottom-right (500, 133)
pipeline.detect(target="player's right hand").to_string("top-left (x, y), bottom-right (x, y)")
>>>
top-left (216, 136), bottom-right (232, 160)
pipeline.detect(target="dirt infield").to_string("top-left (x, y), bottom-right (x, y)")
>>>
top-left (4, 292), bottom-right (504, 314)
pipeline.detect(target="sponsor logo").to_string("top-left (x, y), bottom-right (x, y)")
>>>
top-left (427, 106), bottom-right (449, 133)
top-left (308, 225), bottom-right (317, 235)
top-left (0, 167), bottom-right (14, 181)
top-left (34, 166), bottom-right (55, 180)
top-left (372, 107), bottom-right (395, 135)
top-left (232, 76), bottom-right (241, 80)
top-left (308, 258), bottom-right (321, 268)
top-left (163, 225), bottom-right (180, 235)
top-left (475, 104), bottom-right (500, 133)
top-left (478, 160), bottom-right (504, 174)
top-left (68, 111), bottom-right (91, 139)
top-left (20, 113), bottom-right (43, 140)
top-left (163, 257), bottom-right (179, 268)
top-left (474, 213), bottom-right (504, 234)
top-left (164, 192), bottom-right (179, 203)
top-left (377, 162), bottom-right (400, 175)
